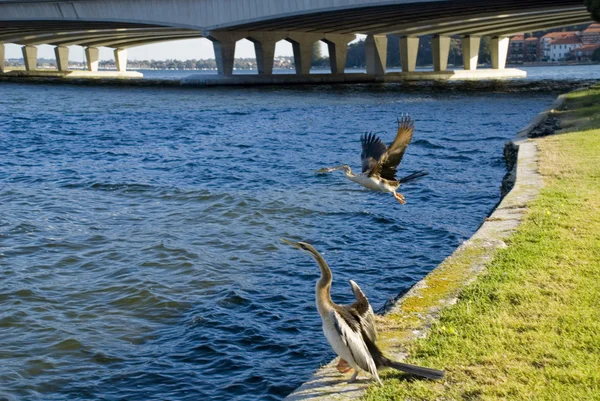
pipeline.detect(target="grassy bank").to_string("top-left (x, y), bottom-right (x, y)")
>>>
top-left (365, 84), bottom-right (600, 400)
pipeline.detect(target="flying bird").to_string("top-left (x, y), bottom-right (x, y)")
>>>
top-left (316, 115), bottom-right (426, 204)
top-left (281, 239), bottom-right (445, 384)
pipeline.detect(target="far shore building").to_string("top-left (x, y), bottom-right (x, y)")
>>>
top-left (508, 35), bottom-right (539, 63)
top-left (581, 23), bottom-right (600, 44)
top-left (548, 37), bottom-right (583, 61)
top-left (524, 37), bottom-right (539, 62)
top-left (508, 34), bottom-right (525, 63)
top-left (540, 31), bottom-right (580, 60)
top-left (508, 24), bottom-right (599, 63)
top-left (571, 44), bottom-right (600, 61)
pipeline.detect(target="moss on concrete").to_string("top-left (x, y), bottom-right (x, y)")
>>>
top-left (363, 84), bottom-right (600, 400)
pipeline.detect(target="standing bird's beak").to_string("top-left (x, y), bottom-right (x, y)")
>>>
top-left (280, 238), bottom-right (302, 249)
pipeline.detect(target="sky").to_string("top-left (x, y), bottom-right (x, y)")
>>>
top-left (3, 37), bottom-right (353, 62)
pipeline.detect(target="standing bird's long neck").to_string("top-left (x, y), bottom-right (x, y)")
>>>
top-left (309, 251), bottom-right (334, 318)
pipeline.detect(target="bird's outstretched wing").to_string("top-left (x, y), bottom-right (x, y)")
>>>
top-left (330, 308), bottom-right (378, 377)
top-left (369, 115), bottom-right (415, 180)
top-left (348, 280), bottom-right (377, 343)
top-left (361, 132), bottom-right (387, 173)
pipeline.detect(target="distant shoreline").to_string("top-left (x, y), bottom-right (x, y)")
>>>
top-left (3, 62), bottom-right (598, 73)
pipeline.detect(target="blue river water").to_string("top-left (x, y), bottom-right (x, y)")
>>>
top-left (0, 75), bottom-right (584, 400)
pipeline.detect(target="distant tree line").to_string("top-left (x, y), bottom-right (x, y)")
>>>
top-left (110, 57), bottom-right (293, 70)
top-left (343, 35), bottom-right (467, 68)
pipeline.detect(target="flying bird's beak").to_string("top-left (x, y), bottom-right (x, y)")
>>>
top-left (314, 168), bottom-right (330, 174)
top-left (280, 238), bottom-right (302, 249)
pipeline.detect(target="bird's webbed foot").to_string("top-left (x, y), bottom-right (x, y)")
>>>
top-left (336, 358), bottom-right (353, 374)
top-left (393, 192), bottom-right (406, 205)
top-left (348, 371), bottom-right (359, 383)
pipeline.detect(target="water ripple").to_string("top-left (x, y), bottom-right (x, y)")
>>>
top-left (0, 81), bottom-right (556, 401)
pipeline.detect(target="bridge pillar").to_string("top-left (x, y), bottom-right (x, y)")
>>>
top-left (432, 35), bottom-right (450, 71)
top-left (213, 38), bottom-right (237, 75)
top-left (246, 33), bottom-right (282, 76)
top-left (85, 47), bottom-right (99, 72)
top-left (250, 38), bottom-right (276, 75)
top-left (54, 46), bottom-right (69, 71)
top-left (400, 36), bottom-right (419, 72)
top-left (288, 36), bottom-right (316, 75)
top-left (22, 45), bottom-right (38, 71)
top-left (114, 48), bottom-right (128, 72)
top-left (207, 32), bottom-right (246, 76)
top-left (322, 34), bottom-right (354, 74)
top-left (365, 34), bottom-right (387, 75)
top-left (0, 43), bottom-right (5, 73)
top-left (461, 36), bottom-right (480, 70)
top-left (491, 36), bottom-right (509, 70)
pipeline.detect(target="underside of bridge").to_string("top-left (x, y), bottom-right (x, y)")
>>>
top-left (0, 0), bottom-right (593, 81)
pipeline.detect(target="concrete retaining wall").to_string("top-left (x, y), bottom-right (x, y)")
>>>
top-left (284, 95), bottom-right (566, 401)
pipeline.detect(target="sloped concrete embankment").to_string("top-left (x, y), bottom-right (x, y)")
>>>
top-left (284, 95), bottom-right (566, 401)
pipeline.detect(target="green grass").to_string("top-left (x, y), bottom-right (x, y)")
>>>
top-left (364, 85), bottom-right (600, 401)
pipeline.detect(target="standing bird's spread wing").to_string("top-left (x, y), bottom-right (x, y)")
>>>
top-left (369, 115), bottom-right (415, 180)
top-left (361, 133), bottom-right (387, 173)
top-left (348, 280), bottom-right (377, 343)
top-left (330, 308), bottom-right (378, 377)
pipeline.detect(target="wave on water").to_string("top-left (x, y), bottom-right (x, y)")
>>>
top-left (0, 82), bottom-right (558, 401)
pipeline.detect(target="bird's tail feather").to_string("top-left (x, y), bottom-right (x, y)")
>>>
top-left (398, 170), bottom-right (429, 184)
top-left (383, 359), bottom-right (445, 380)
top-left (367, 336), bottom-right (445, 380)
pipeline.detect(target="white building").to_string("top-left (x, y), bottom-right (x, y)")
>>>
top-left (540, 32), bottom-right (580, 60)
top-left (548, 38), bottom-right (582, 61)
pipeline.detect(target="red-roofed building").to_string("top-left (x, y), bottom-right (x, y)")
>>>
top-left (525, 37), bottom-right (539, 62)
top-left (508, 35), bottom-right (525, 63)
top-left (548, 37), bottom-right (582, 61)
top-left (508, 35), bottom-right (539, 63)
top-left (540, 31), bottom-right (580, 59)
top-left (582, 23), bottom-right (600, 44)
top-left (570, 44), bottom-right (600, 61)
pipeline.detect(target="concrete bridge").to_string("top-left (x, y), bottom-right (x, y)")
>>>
top-left (0, 0), bottom-right (593, 83)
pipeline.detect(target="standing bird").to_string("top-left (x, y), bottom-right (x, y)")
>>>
top-left (316, 115), bottom-right (427, 204)
top-left (281, 239), bottom-right (445, 384)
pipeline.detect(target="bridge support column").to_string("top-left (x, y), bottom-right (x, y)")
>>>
top-left (246, 33), bottom-right (281, 76)
top-left (400, 36), bottom-right (419, 72)
top-left (85, 47), bottom-right (99, 72)
top-left (365, 34), bottom-right (387, 75)
top-left (114, 48), bottom-right (128, 72)
top-left (432, 35), bottom-right (450, 71)
top-left (461, 36), bottom-right (480, 70)
top-left (207, 32), bottom-right (246, 76)
top-left (213, 38), bottom-right (236, 76)
top-left (22, 45), bottom-right (38, 71)
top-left (252, 39), bottom-right (276, 75)
top-left (0, 43), bottom-right (5, 73)
top-left (322, 34), bottom-right (354, 74)
top-left (491, 36), bottom-right (509, 70)
top-left (289, 36), bottom-right (316, 75)
top-left (54, 46), bottom-right (69, 71)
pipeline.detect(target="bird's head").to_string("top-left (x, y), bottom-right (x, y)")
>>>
top-left (280, 238), bottom-right (320, 257)
top-left (314, 165), bottom-right (351, 174)
top-left (281, 239), bottom-right (332, 284)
